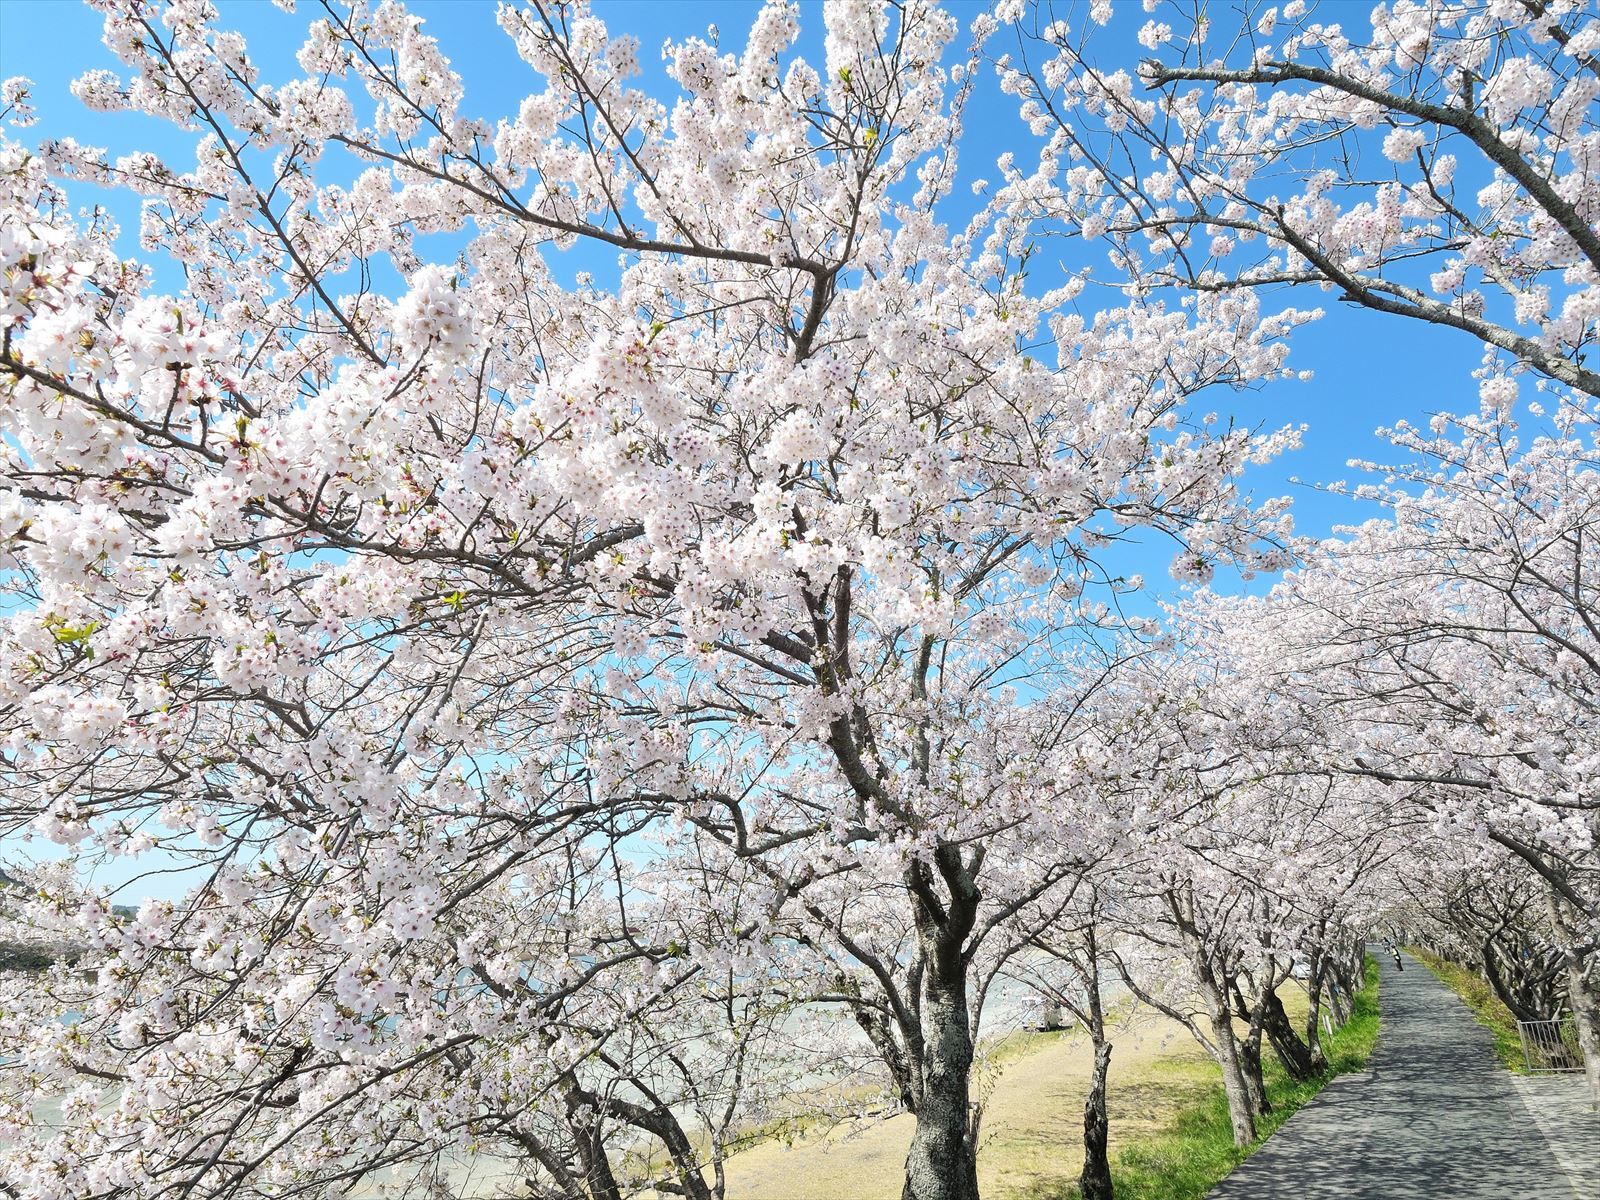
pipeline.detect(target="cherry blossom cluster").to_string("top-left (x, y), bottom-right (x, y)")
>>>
top-left (0, 2), bottom-right (1444, 1198)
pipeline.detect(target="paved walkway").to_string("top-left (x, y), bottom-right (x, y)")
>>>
top-left (1510, 1072), bottom-right (1600, 1195)
top-left (1209, 948), bottom-right (1592, 1199)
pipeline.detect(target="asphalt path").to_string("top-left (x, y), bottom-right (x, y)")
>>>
top-left (1208, 948), bottom-right (1583, 1199)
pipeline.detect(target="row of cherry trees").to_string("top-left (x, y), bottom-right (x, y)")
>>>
top-left (1, 1), bottom-right (1596, 1198)
top-left (1193, 386), bottom-right (1600, 1101)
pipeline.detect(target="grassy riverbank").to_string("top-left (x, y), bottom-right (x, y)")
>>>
top-left (1104, 956), bottom-right (1382, 1200)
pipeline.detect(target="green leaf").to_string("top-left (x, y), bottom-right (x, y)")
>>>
top-left (45, 616), bottom-right (99, 646)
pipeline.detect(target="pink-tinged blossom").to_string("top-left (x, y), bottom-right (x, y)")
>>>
top-left (0, 1), bottom-right (1530, 1196)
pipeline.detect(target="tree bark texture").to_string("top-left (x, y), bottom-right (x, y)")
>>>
top-left (1079, 1039), bottom-right (1115, 1200)
top-left (901, 850), bottom-right (982, 1200)
top-left (1263, 987), bottom-right (1319, 1081)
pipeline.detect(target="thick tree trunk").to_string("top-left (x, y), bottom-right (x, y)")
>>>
top-left (1263, 987), bottom-right (1319, 1081)
top-left (1174, 914), bottom-right (1256, 1146)
top-left (1238, 1022), bottom-right (1271, 1117)
top-left (1547, 892), bottom-right (1600, 1109)
top-left (901, 848), bottom-right (982, 1200)
top-left (1228, 981), bottom-right (1274, 1117)
top-left (1080, 1038), bottom-right (1115, 1200)
top-left (1118, 926), bottom-right (1254, 1147)
top-left (565, 1104), bottom-right (626, 1200)
top-left (1565, 964), bottom-right (1600, 1109)
top-left (1302, 972), bottom-right (1330, 1073)
top-left (1482, 938), bottom-right (1563, 1023)
top-left (902, 974), bottom-right (981, 1200)
top-left (1117, 953), bottom-right (1255, 1148)
top-left (1203, 998), bottom-right (1257, 1145)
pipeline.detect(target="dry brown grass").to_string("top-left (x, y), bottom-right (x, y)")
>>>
top-left (721, 1007), bottom-right (1216, 1200)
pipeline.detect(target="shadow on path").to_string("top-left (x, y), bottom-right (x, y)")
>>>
top-left (1207, 947), bottom-right (1579, 1199)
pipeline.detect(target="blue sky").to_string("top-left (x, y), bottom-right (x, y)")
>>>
top-left (0, 0), bottom-right (1479, 590)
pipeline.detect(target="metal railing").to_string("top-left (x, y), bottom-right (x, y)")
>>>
top-left (1516, 1016), bottom-right (1584, 1073)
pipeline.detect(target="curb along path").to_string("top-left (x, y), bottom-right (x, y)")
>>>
top-left (1207, 948), bottom-right (1586, 1199)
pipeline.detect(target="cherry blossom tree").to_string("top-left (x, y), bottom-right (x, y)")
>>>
top-left (1403, 847), bottom-right (1572, 1024)
top-left (998, 0), bottom-right (1600, 400)
top-left (1176, 387), bottom-right (1600, 1101)
top-left (1069, 623), bottom-right (1401, 1146)
top-left (989, 0), bottom-right (1600, 1105)
top-left (0, 2), bottom-right (1314, 1198)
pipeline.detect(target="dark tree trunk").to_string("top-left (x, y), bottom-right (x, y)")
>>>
top-left (1263, 987), bottom-right (1319, 1081)
top-left (567, 1106), bottom-right (626, 1200)
top-left (1238, 1024), bottom-right (1271, 1117)
top-left (1080, 1038), bottom-right (1115, 1200)
top-left (1482, 940), bottom-right (1536, 1022)
top-left (1482, 938), bottom-right (1564, 1023)
top-left (1228, 980), bottom-right (1276, 1117)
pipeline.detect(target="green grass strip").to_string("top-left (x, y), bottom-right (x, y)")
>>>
top-left (1098, 956), bottom-right (1382, 1200)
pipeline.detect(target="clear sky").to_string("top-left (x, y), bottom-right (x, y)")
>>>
top-left (0, 0), bottom-right (1480, 597)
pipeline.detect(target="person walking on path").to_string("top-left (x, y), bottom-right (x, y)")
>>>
top-left (1387, 939), bottom-right (1403, 971)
